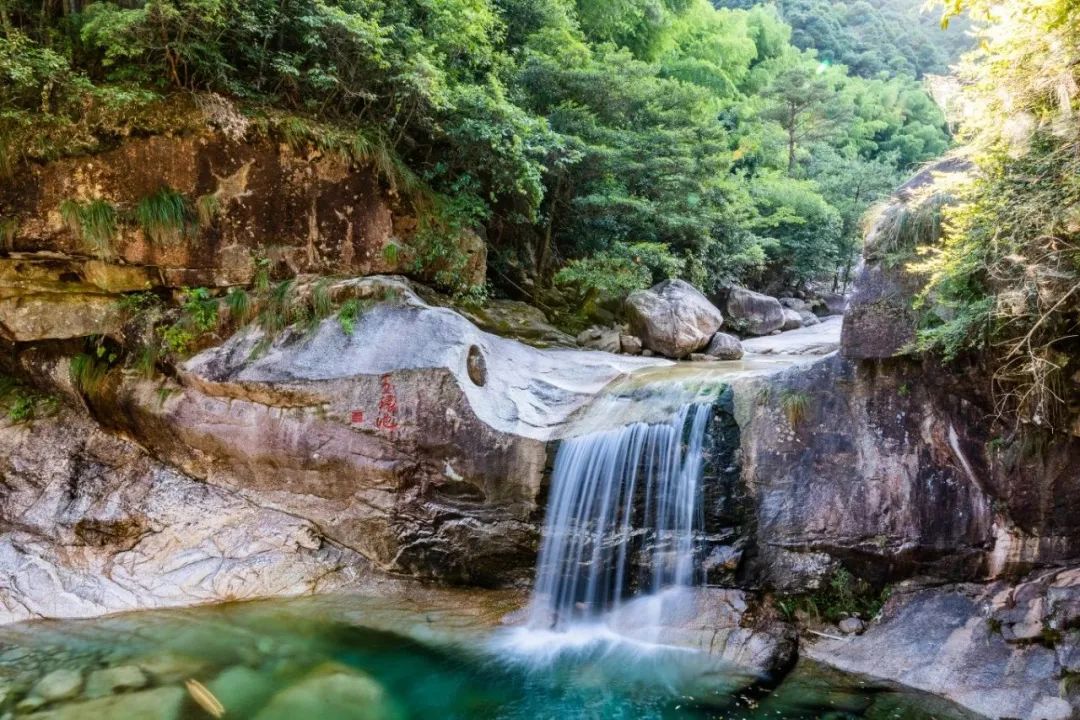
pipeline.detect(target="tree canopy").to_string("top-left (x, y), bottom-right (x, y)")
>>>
top-left (1, 0), bottom-right (950, 310)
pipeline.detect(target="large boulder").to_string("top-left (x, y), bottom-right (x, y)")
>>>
top-left (625, 280), bottom-right (724, 359)
top-left (722, 287), bottom-right (784, 336)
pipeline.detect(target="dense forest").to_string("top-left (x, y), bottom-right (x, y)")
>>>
top-left (713, 0), bottom-right (973, 79)
top-left (0, 0), bottom-right (951, 320)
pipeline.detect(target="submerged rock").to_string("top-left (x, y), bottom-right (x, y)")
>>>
top-left (253, 663), bottom-right (401, 720)
top-left (24, 686), bottom-right (185, 720)
top-left (84, 665), bottom-right (148, 699)
top-left (30, 669), bottom-right (83, 703)
top-left (625, 280), bottom-right (724, 359)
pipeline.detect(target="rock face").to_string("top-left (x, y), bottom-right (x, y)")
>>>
top-left (0, 407), bottom-right (385, 624)
top-left (721, 287), bottom-right (784, 336)
top-left (806, 570), bottom-right (1080, 720)
top-left (625, 280), bottom-right (724, 359)
top-left (736, 354), bottom-right (1080, 589)
top-left (2, 278), bottom-right (663, 616)
top-left (842, 157), bottom-right (973, 360)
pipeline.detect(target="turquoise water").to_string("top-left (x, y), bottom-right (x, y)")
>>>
top-left (0, 594), bottom-right (979, 719)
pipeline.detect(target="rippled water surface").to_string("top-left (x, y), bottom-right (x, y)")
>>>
top-left (0, 592), bottom-right (984, 720)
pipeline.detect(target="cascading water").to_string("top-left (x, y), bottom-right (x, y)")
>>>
top-left (529, 402), bottom-right (712, 629)
top-left (524, 380), bottom-right (718, 635)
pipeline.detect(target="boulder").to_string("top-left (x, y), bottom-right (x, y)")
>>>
top-left (779, 297), bottom-right (809, 312)
top-left (619, 334), bottom-right (643, 355)
top-left (837, 617), bottom-right (865, 635)
top-left (798, 310), bottom-right (820, 327)
top-left (780, 308), bottom-right (803, 331)
top-left (23, 687), bottom-right (185, 720)
top-left (704, 332), bottom-right (744, 360)
top-left (30, 669), bottom-right (83, 703)
top-left (253, 663), bottom-right (400, 720)
top-left (625, 280), bottom-right (724, 359)
top-left (576, 326), bottom-right (621, 353)
top-left (84, 666), bottom-right (148, 698)
top-left (722, 287), bottom-right (784, 336)
top-left (819, 293), bottom-right (847, 316)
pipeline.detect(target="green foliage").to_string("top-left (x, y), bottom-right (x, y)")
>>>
top-left (59, 199), bottom-right (118, 257)
top-left (70, 349), bottom-right (114, 397)
top-left (714, 0), bottom-right (973, 79)
top-left (196, 193), bottom-right (220, 227)
top-left (337, 299), bottom-right (364, 335)
top-left (225, 287), bottom-right (252, 324)
top-left (912, 0), bottom-right (1080, 430)
top-left (555, 242), bottom-right (683, 302)
top-left (136, 187), bottom-right (193, 244)
top-left (5, 0), bottom-right (954, 302)
top-left (161, 288), bottom-right (219, 355)
top-left (781, 568), bottom-right (891, 624)
top-left (0, 374), bottom-right (57, 424)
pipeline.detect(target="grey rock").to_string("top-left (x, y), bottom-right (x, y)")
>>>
top-left (723, 287), bottom-right (784, 336)
top-left (84, 666), bottom-right (148, 699)
top-left (798, 309), bottom-right (820, 327)
top-left (704, 332), bottom-right (744, 360)
top-left (779, 297), bottom-right (809, 312)
top-left (781, 308), bottom-right (803, 331)
top-left (688, 353), bottom-right (720, 362)
top-left (24, 686), bottom-right (185, 720)
top-left (619, 334), bottom-right (643, 355)
top-left (838, 617), bottom-right (865, 634)
top-left (806, 580), bottom-right (1073, 720)
top-left (576, 326), bottom-right (621, 353)
top-left (30, 669), bottom-right (82, 703)
top-left (609, 588), bottom-right (796, 677)
top-left (625, 280), bottom-right (724, 358)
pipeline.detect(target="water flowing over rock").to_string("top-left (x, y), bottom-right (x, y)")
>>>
top-left (528, 400), bottom-right (713, 627)
top-left (624, 280), bottom-right (724, 359)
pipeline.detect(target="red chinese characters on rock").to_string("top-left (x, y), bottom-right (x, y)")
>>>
top-left (375, 374), bottom-right (399, 431)
top-left (350, 410), bottom-right (365, 424)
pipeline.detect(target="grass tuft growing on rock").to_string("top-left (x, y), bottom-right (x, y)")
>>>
top-left (59, 199), bottom-right (118, 257)
top-left (136, 187), bottom-right (193, 244)
top-left (0, 374), bottom-right (57, 424)
top-left (781, 390), bottom-right (811, 427)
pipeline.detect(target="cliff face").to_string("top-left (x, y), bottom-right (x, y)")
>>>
top-left (0, 106), bottom-right (484, 344)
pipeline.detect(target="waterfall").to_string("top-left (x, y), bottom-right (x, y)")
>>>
top-left (527, 398), bottom-right (714, 630)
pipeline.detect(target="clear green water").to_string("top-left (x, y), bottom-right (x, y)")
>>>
top-left (0, 594), bottom-right (980, 720)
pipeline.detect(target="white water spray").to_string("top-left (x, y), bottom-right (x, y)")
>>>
top-left (527, 395), bottom-right (714, 631)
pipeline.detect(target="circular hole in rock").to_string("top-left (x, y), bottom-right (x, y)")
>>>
top-left (466, 345), bottom-right (487, 387)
